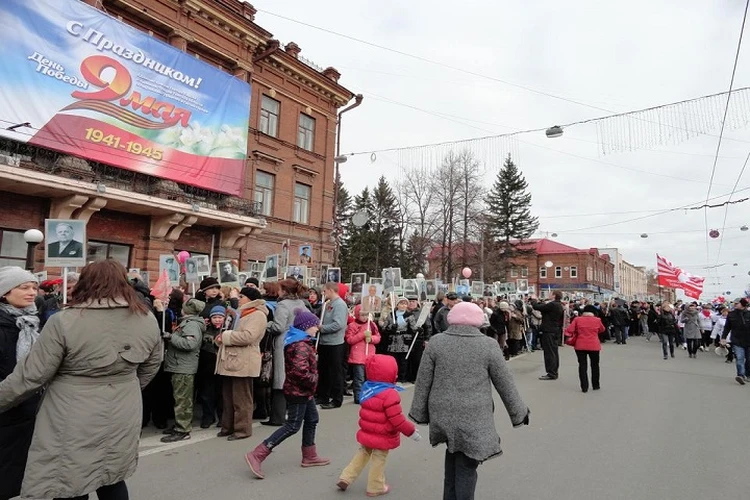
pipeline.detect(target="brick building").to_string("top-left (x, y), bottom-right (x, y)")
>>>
top-left (0, 0), bottom-right (356, 281)
top-left (427, 238), bottom-right (616, 300)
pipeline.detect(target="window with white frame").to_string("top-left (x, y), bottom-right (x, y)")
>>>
top-left (510, 267), bottom-right (518, 278)
top-left (254, 171), bottom-right (274, 216)
top-left (297, 113), bottom-right (315, 151)
top-left (521, 266), bottom-right (528, 277)
top-left (293, 182), bottom-right (311, 224)
top-left (587, 267), bottom-right (593, 280)
top-left (570, 266), bottom-right (578, 278)
top-left (87, 241), bottom-right (131, 268)
top-left (0, 229), bottom-right (27, 268)
top-left (539, 267), bottom-right (547, 279)
top-left (555, 266), bottom-right (562, 278)
top-left (259, 95), bottom-right (280, 137)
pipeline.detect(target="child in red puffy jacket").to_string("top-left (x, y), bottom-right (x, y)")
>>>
top-left (336, 354), bottom-right (420, 497)
top-left (346, 305), bottom-right (382, 404)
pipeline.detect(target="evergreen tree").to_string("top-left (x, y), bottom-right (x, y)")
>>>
top-left (340, 187), bottom-right (375, 277)
top-left (484, 155), bottom-right (538, 278)
top-left (334, 174), bottom-right (353, 268)
top-left (370, 176), bottom-right (402, 272)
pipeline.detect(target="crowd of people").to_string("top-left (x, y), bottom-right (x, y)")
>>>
top-left (2, 258), bottom-right (749, 499)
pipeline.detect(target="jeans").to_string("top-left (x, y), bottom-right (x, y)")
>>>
top-left (575, 350), bottom-right (600, 391)
top-left (622, 325), bottom-right (630, 342)
top-left (54, 481), bottom-right (128, 500)
top-left (444, 450), bottom-right (479, 500)
top-left (351, 364), bottom-right (365, 404)
top-left (734, 345), bottom-right (749, 377)
top-left (540, 330), bottom-right (560, 378)
top-left (317, 343), bottom-right (346, 406)
top-left (662, 334), bottom-right (675, 357)
top-left (264, 397), bottom-right (319, 449)
top-left (339, 446), bottom-right (389, 494)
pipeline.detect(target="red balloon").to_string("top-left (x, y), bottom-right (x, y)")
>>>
top-left (462, 267), bottom-right (472, 279)
top-left (709, 229), bottom-right (720, 239)
top-left (176, 250), bottom-right (190, 264)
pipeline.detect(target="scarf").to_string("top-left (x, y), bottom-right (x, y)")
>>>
top-left (284, 326), bottom-right (313, 347)
top-left (360, 381), bottom-right (404, 404)
top-left (0, 302), bottom-right (40, 361)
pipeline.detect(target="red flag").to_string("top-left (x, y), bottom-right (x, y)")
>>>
top-left (151, 269), bottom-right (172, 303)
top-left (656, 254), bottom-right (705, 299)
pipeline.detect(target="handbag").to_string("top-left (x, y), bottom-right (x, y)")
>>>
top-left (258, 330), bottom-right (274, 387)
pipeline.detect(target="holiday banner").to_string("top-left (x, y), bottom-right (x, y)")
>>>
top-left (0, 0), bottom-right (251, 195)
top-left (656, 254), bottom-right (705, 299)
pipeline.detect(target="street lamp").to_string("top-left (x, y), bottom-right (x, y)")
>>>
top-left (545, 126), bottom-right (563, 138)
top-left (23, 229), bottom-right (44, 271)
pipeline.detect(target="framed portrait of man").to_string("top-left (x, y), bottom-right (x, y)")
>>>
top-left (483, 284), bottom-right (495, 297)
top-left (471, 281), bottom-right (484, 297)
top-left (425, 279), bottom-right (437, 300)
top-left (238, 273), bottom-right (248, 286)
top-left (362, 283), bottom-right (383, 313)
top-left (327, 267), bottom-right (341, 284)
top-left (217, 260), bottom-right (240, 286)
top-left (184, 258), bottom-right (200, 283)
top-left (369, 277), bottom-right (383, 286)
top-left (286, 266), bottom-right (306, 282)
top-left (193, 255), bottom-right (211, 276)
top-left (298, 245), bottom-right (313, 266)
top-left (249, 270), bottom-right (263, 282)
top-left (516, 279), bottom-right (529, 295)
top-left (264, 254), bottom-right (280, 281)
top-left (418, 278), bottom-right (428, 301)
top-left (403, 278), bottom-right (418, 296)
top-left (320, 264), bottom-right (329, 284)
top-left (307, 277), bottom-right (318, 289)
top-left (350, 273), bottom-right (367, 294)
top-left (280, 241), bottom-right (290, 269)
top-left (158, 254), bottom-right (180, 285)
top-left (45, 219), bottom-right (86, 267)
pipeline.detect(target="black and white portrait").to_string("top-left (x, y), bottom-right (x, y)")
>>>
top-left (471, 281), bottom-right (484, 297)
top-left (217, 260), bottom-right (239, 286)
top-left (327, 267), bottom-right (341, 283)
top-left (403, 278), bottom-right (418, 296)
top-left (45, 219), bottom-right (86, 267)
top-left (184, 258), bottom-right (199, 283)
top-left (264, 254), bottom-right (279, 280)
top-left (159, 255), bottom-right (180, 285)
top-left (350, 273), bottom-right (367, 294)
top-left (418, 278), bottom-right (428, 301)
top-left (193, 255), bottom-right (210, 276)
top-left (483, 284), bottom-right (495, 297)
top-left (516, 279), bottom-right (529, 294)
top-left (287, 266), bottom-right (306, 282)
top-left (382, 268), bottom-right (402, 292)
top-left (425, 279), bottom-right (437, 299)
top-left (320, 264), bottom-right (329, 284)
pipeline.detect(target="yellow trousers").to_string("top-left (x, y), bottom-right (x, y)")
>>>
top-left (339, 446), bottom-right (389, 494)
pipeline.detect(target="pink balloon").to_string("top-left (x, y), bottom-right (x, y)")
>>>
top-left (177, 250), bottom-right (191, 264)
top-left (462, 267), bottom-right (472, 279)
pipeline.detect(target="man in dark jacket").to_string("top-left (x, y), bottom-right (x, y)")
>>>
top-left (609, 302), bottom-right (631, 344)
top-left (433, 292), bottom-right (459, 334)
top-left (532, 291), bottom-right (564, 380)
top-left (721, 298), bottom-right (750, 385)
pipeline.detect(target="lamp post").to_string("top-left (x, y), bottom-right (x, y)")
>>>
top-left (23, 229), bottom-right (44, 271)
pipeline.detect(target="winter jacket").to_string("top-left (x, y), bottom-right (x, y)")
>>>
top-left (346, 319), bottom-right (381, 364)
top-left (680, 309), bottom-right (702, 340)
top-left (565, 314), bottom-right (605, 352)
top-left (268, 297), bottom-right (307, 390)
top-left (698, 310), bottom-right (715, 331)
top-left (283, 335), bottom-right (318, 403)
top-left (722, 308), bottom-right (750, 347)
top-left (508, 310), bottom-right (525, 340)
top-left (319, 296), bottom-right (348, 346)
top-left (433, 305), bottom-right (451, 333)
top-left (409, 324), bottom-right (529, 462)
top-left (657, 311), bottom-right (678, 336)
top-left (609, 306), bottom-right (630, 327)
top-left (309, 299), bottom-right (323, 318)
top-left (0, 308), bottom-right (41, 500)
top-left (357, 355), bottom-right (415, 450)
top-left (647, 308), bottom-right (659, 333)
top-left (711, 316), bottom-right (727, 339)
top-left (0, 301), bottom-right (161, 499)
top-left (216, 300), bottom-right (268, 378)
top-left (165, 316), bottom-right (205, 374)
top-left (532, 299), bottom-right (564, 333)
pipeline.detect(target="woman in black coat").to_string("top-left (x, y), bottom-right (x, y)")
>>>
top-left (0, 267), bottom-right (41, 500)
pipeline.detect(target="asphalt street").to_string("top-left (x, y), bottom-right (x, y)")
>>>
top-left (132, 338), bottom-right (749, 500)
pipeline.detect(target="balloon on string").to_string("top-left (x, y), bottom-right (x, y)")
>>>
top-left (177, 250), bottom-right (190, 264)
top-left (462, 267), bottom-right (472, 279)
top-left (709, 229), bottom-right (720, 239)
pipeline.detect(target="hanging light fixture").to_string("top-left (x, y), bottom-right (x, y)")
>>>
top-left (741, 225), bottom-right (748, 231)
top-left (545, 126), bottom-right (563, 139)
top-left (640, 233), bottom-right (648, 238)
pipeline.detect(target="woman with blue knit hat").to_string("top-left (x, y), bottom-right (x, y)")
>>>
top-left (0, 266), bottom-right (40, 500)
top-left (245, 308), bottom-right (330, 479)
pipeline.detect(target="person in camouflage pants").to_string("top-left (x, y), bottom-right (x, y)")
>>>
top-left (162, 299), bottom-right (206, 442)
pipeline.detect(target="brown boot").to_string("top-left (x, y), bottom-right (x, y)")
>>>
top-left (301, 445), bottom-right (330, 467)
top-left (245, 443), bottom-right (272, 479)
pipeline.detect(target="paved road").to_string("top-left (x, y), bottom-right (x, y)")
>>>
top-left (131, 339), bottom-right (747, 500)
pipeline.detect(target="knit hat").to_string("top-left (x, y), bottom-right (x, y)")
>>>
top-left (209, 305), bottom-right (226, 318)
top-left (244, 276), bottom-right (260, 287)
top-left (0, 266), bottom-right (38, 298)
top-left (498, 301), bottom-right (510, 312)
top-left (199, 277), bottom-right (220, 292)
top-left (396, 296), bottom-right (409, 305)
top-left (182, 298), bottom-right (205, 316)
top-left (239, 287), bottom-right (262, 301)
top-left (447, 301), bottom-right (486, 327)
top-left (293, 308), bottom-right (319, 331)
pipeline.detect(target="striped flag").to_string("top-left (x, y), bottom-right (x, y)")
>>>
top-left (151, 269), bottom-right (172, 303)
top-left (656, 254), bottom-right (705, 299)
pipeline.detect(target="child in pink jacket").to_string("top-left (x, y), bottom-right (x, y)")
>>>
top-left (346, 305), bottom-right (381, 404)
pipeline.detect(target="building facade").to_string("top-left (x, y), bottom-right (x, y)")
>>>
top-left (598, 248), bottom-right (648, 300)
top-left (0, 0), bottom-right (355, 281)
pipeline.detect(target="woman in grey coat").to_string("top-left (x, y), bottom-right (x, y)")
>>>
top-left (680, 303), bottom-right (702, 358)
top-left (264, 278), bottom-right (307, 426)
top-left (410, 301), bottom-right (529, 500)
top-left (0, 260), bottom-right (162, 500)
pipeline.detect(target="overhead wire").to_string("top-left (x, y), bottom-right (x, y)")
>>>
top-left (714, 152), bottom-right (750, 263)
top-left (703, 0), bottom-right (750, 263)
